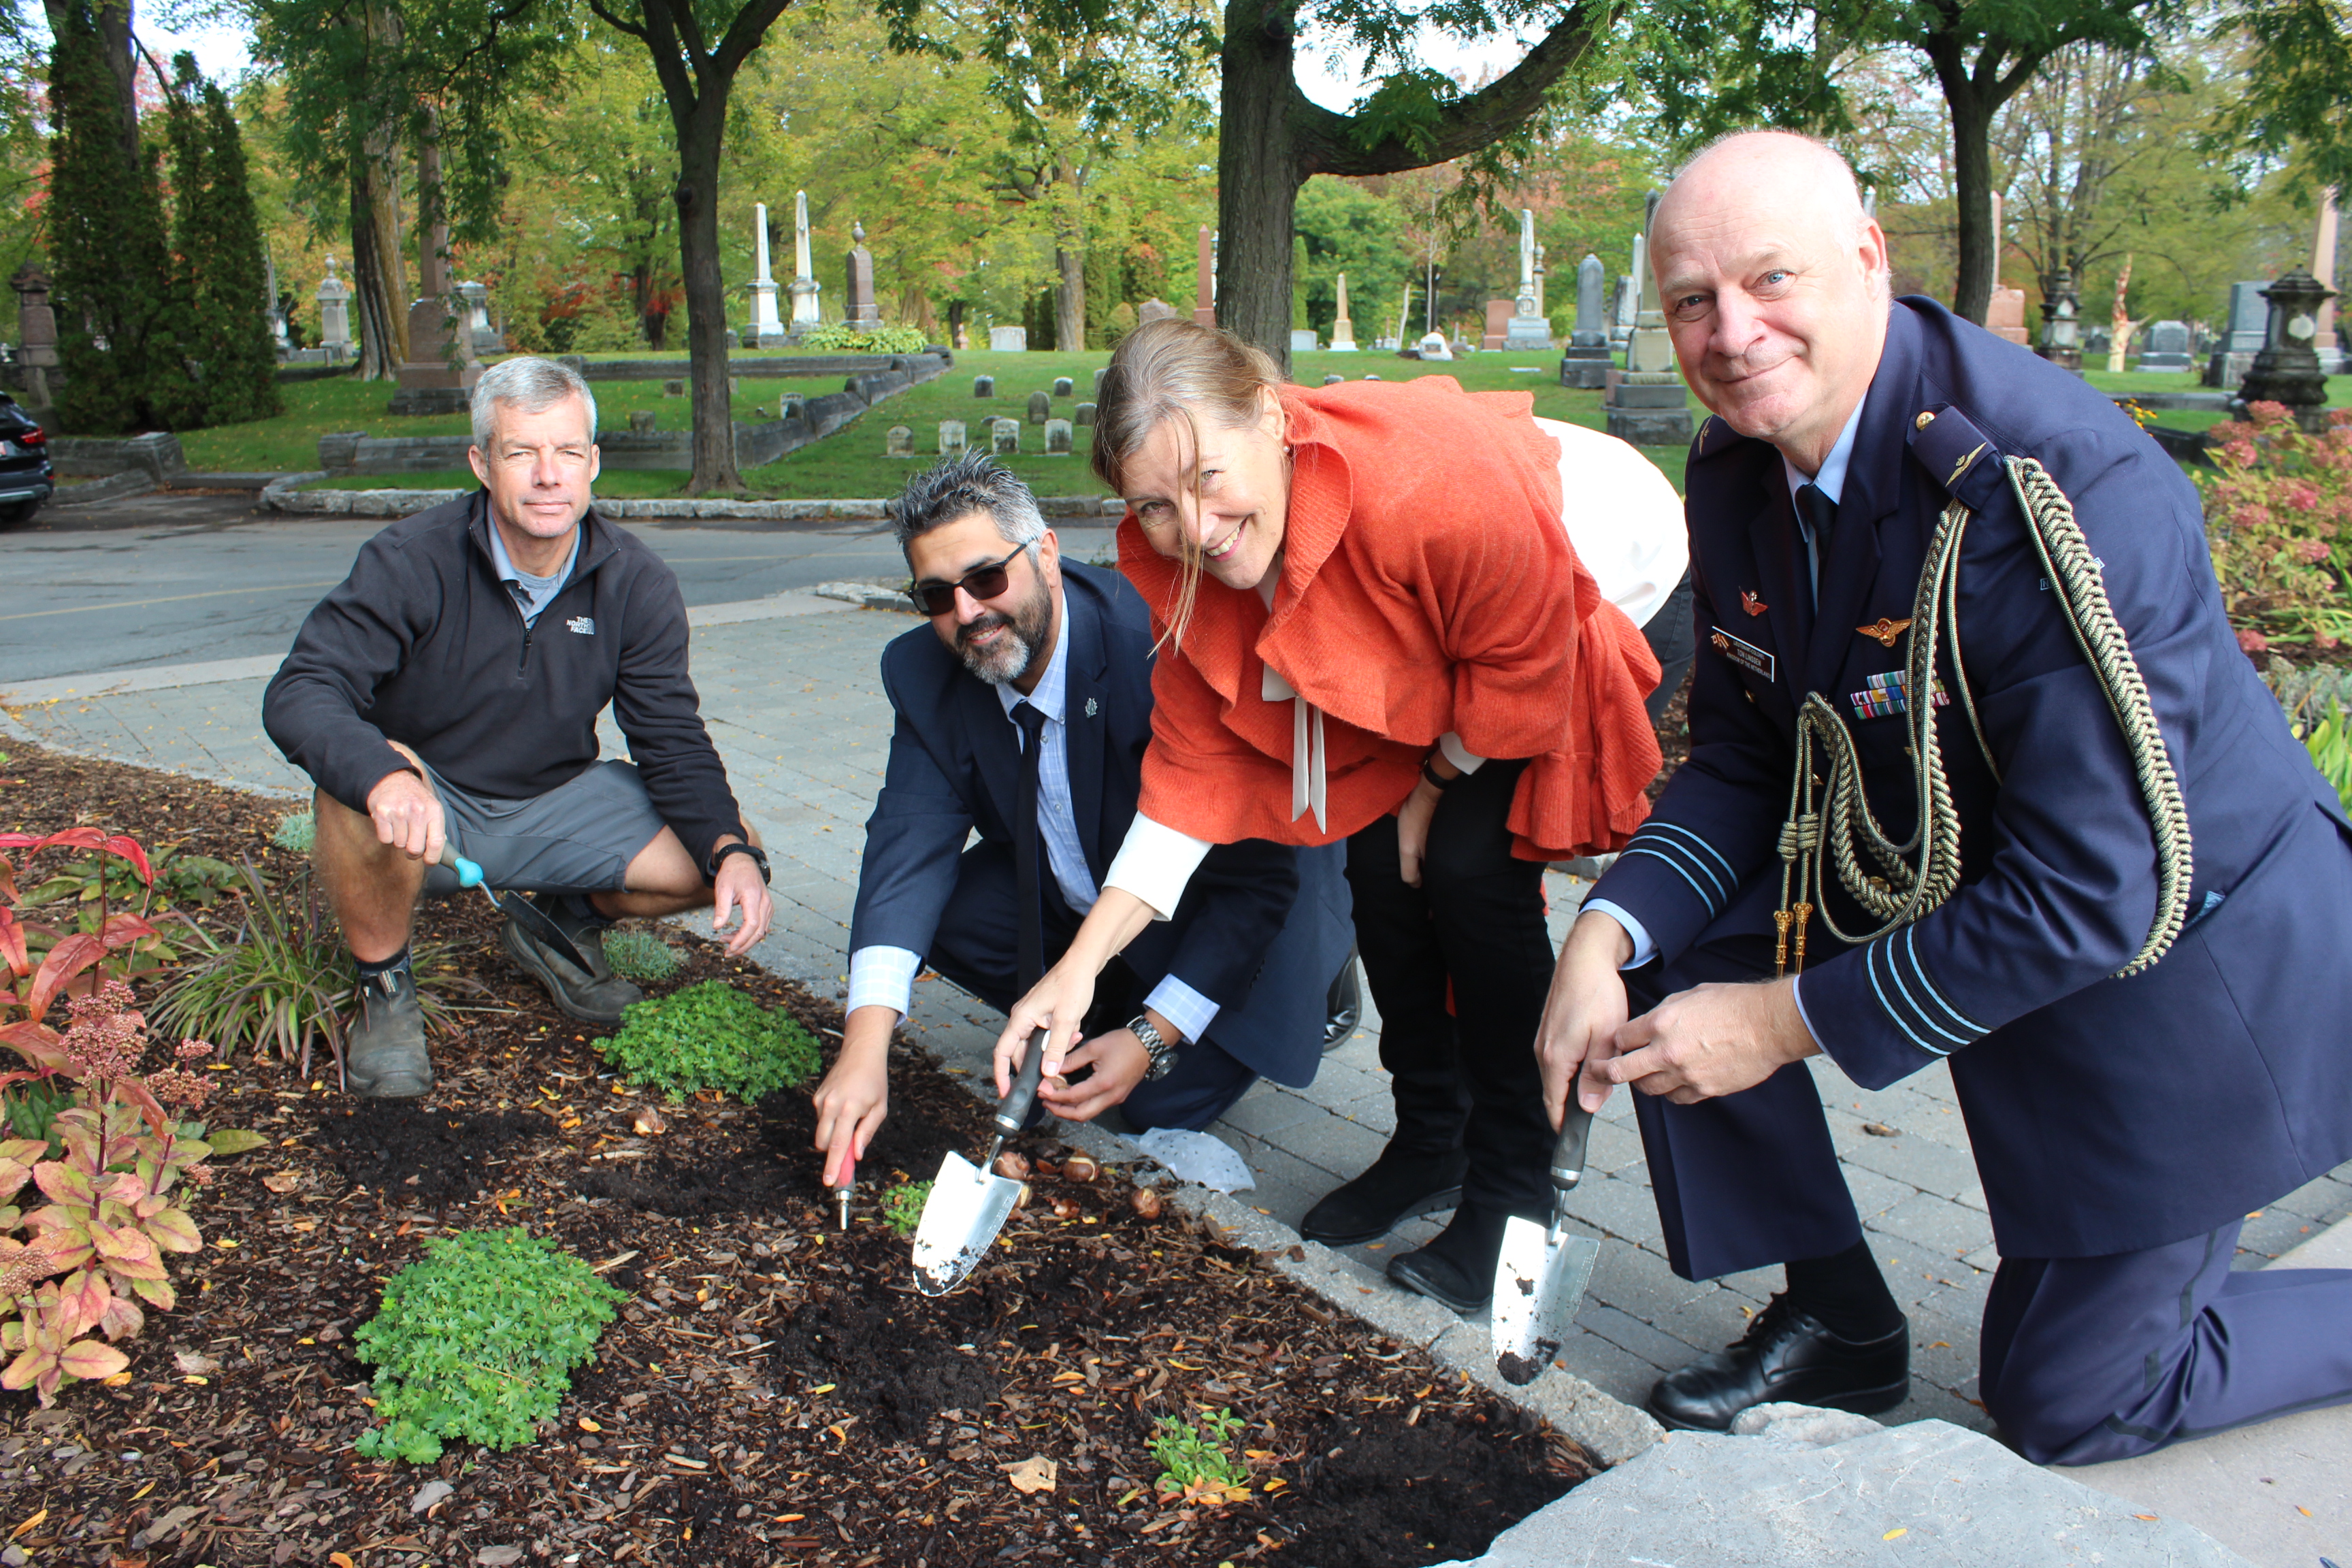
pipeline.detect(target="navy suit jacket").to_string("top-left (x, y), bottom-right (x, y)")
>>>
top-left (1592, 298), bottom-right (2352, 1258)
top-left (849, 561), bottom-right (1352, 1086)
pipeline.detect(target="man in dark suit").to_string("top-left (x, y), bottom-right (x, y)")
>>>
top-left (1540, 130), bottom-right (2352, 1462)
top-left (813, 454), bottom-right (1354, 1183)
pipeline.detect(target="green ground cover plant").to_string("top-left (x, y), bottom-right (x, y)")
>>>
top-left (353, 1228), bottom-right (624, 1464)
top-left (270, 811), bottom-right (314, 855)
top-left (2301, 702), bottom-right (2352, 815)
top-left (1146, 1406), bottom-right (1250, 1497)
top-left (600, 928), bottom-right (682, 984)
top-left (880, 1179), bottom-right (931, 1237)
top-left (591, 979), bottom-right (822, 1103)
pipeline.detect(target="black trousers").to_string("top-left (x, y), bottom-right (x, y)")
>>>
top-left (1345, 759), bottom-right (1554, 1215)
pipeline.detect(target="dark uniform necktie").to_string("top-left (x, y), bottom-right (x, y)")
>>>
top-left (1011, 701), bottom-right (1049, 990)
top-left (1795, 482), bottom-right (1839, 615)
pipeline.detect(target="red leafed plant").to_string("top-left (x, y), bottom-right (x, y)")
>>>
top-left (0, 829), bottom-right (262, 1405)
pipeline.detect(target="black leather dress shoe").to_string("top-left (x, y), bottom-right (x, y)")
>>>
top-left (1648, 1295), bottom-right (1910, 1431)
top-left (1386, 1203), bottom-right (1514, 1313)
top-left (1298, 1146), bottom-right (1468, 1246)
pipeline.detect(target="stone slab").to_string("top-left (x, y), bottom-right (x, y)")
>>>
top-left (1440, 1419), bottom-right (2255, 1567)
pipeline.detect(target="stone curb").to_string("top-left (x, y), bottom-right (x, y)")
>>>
top-left (259, 474), bottom-right (1126, 523)
top-left (51, 471), bottom-right (158, 506)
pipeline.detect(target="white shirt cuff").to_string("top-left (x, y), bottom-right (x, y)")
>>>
top-left (1141, 975), bottom-right (1220, 1044)
top-left (846, 945), bottom-right (923, 1019)
top-left (1104, 813), bottom-right (1213, 920)
top-left (1790, 973), bottom-right (1825, 1051)
top-left (1437, 732), bottom-right (1489, 775)
top-left (1580, 899), bottom-right (1659, 969)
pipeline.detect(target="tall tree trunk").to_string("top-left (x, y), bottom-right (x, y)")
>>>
top-left (673, 103), bottom-right (739, 491)
top-left (1946, 77), bottom-right (1995, 327)
top-left (348, 152), bottom-right (408, 377)
top-left (1050, 157), bottom-right (1087, 351)
top-left (1216, 0), bottom-right (1305, 370)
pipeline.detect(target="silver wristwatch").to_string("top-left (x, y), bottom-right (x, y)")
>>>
top-left (1129, 1014), bottom-right (1179, 1081)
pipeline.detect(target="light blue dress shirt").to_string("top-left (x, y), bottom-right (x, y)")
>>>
top-left (485, 519), bottom-right (580, 627)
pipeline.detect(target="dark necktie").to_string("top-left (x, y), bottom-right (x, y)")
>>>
top-left (1011, 701), bottom-right (1048, 989)
top-left (1794, 482), bottom-right (1838, 615)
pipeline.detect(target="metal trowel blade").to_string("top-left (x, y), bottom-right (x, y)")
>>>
top-left (911, 1149), bottom-right (1022, 1296)
top-left (1490, 1215), bottom-right (1600, 1386)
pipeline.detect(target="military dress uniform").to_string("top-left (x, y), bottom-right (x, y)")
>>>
top-left (1586, 297), bottom-right (2352, 1463)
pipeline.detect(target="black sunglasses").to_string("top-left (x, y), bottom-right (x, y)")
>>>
top-left (906, 544), bottom-right (1028, 617)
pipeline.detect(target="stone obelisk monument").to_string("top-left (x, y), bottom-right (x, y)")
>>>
top-left (787, 191), bottom-right (822, 330)
top-left (745, 203), bottom-right (784, 346)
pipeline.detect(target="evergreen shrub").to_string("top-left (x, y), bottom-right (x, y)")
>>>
top-left (796, 321), bottom-right (930, 354)
top-left (354, 1228), bottom-right (623, 1464)
top-left (592, 979), bottom-right (822, 1102)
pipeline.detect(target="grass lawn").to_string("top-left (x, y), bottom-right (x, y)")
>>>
top-left (275, 347), bottom-right (1700, 499)
top-left (2085, 368), bottom-right (2352, 403)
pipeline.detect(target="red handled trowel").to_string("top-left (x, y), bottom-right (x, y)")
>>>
top-left (911, 1030), bottom-right (1047, 1296)
top-left (1492, 1104), bottom-right (1601, 1386)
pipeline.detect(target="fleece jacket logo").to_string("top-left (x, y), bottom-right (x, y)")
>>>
top-left (568, 616), bottom-right (596, 636)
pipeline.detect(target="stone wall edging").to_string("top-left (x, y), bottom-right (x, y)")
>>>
top-left (262, 476), bottom-right (1126, 522)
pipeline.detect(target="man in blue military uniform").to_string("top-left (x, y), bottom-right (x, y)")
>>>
top-left (1539, 129), bottom-right (2352, 1463)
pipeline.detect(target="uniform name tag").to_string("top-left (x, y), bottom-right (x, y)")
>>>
top-left (1850, 668), bottom-right (1948, 720)
top-left (1709, 626), bottom-right (1776, 683)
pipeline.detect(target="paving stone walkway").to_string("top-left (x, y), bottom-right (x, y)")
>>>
top-left (9, 592), bottom-right (2351, 1446)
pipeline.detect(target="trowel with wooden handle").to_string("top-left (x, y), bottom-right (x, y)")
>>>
top-left (911, 1029), bottom-right (1047, 1296)
top-left (1491, 1103), bottom-right (1601, 1386)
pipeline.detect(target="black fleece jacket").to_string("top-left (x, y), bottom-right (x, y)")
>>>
top-left (263, 490), bottom-right (745, 869)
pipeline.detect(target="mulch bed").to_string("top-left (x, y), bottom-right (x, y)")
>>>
top-left (1, 739), bottom-right (1596, 1567)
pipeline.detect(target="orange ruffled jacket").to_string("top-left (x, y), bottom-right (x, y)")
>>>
top-left (1119, 376), bottom-right (1664, 862)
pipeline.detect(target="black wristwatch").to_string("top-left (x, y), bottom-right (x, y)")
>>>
top-left (1129, 1014), bottom-right (1179, 1081)
top-left (707, 841), bottom-right (770, 883)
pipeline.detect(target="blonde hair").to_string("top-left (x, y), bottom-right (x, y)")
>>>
top-left (1092, 318), bottom-right (1284, 648)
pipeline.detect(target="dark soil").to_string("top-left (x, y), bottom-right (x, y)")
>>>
top-left (1, 738), bottom-right (1597, 1567)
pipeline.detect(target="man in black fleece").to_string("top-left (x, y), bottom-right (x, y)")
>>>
top-left (264, 357), bottom-right (772, 1096)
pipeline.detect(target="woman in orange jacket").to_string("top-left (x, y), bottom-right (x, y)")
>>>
top-left (994, 318), bottom-right (1673, 1308)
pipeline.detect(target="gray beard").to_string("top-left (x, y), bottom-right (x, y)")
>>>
top-left (956, 591), bottom-right (1051, 687)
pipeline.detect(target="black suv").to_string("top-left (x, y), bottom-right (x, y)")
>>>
top-left (0, 391), bottom-right (52, 525)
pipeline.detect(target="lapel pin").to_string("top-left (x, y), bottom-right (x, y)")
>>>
top-left (1855, 617), bottom-right (1913, 648)
top-left (1741, 589), bottom-right (1769, 617)
top-left (1085, 698), bottom-right (1098, 717)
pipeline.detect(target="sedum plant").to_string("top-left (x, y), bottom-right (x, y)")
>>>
top-left (355, 1228), bottom-right (623, 1464)
top-left (592, 979), bottom-right (822, 1103)
top-left (881, 1179), bottom-right (931, 1237)
top-left (600, 928), bottom-right (683, 984)
top-left (1145, 1407), bottom-right (1250, 1498)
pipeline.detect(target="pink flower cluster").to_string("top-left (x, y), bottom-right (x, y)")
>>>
top-left (60, 981), bottom-right (144, 1080)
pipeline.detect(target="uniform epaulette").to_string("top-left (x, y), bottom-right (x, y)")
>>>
top-left (1907, 404), bottom-right (2008, 514)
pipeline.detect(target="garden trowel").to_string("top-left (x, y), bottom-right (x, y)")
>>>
top-left (911, 1030), bottom-right (1047, 1296)
top-left (1490, 1103), bottom-right (1601, 1387)
top-left (436, 845), bottom-right (595, 975)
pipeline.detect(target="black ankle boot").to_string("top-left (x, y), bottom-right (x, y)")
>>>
top-left (1385, 1202), bottom-right (1514, 1313)
top-left (1298, 1143), bottom-right (1467, 1246)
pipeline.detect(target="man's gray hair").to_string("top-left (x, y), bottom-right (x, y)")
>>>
top-left (892, 451), bottom-right (1048, 562)
top-left (471, 356), bottom-right (600, 450)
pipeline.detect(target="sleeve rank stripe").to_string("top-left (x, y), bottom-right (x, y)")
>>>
top-left (1618, 846), bottom-right (1725, 917)
top-left (1866, 939), bottom-right (1959, 1056)
top-left (1621, 825), bottom-right (1731, 909)
top-left (1637, 821), bottom-right (1739, 892)
top-left (1902, 928), bottom-right (1987, 1034)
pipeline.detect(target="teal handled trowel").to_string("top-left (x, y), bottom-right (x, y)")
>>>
top-left (437, 845), bottom-right (595, 975)
top-left (1491, 1104), bottom-right (1601, 1386)
top-left (912, 1030), bottom-right (1047, 1296)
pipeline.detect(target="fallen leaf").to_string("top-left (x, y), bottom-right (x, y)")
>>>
top-left (633, 1107), bottom-right (668, 1137)
top-left (410, 1480), bottom-right (455, 1515)
top-left (1004, 1456), bottom-right (1058, 1494)
top-left (2133, 1514), bottom-right (2158, 1521)
top-left (172, 1351), bottom-right (221, 1376)
top-left (261, 1171), bottom-right (304, 1194)
top-left (329, 1554), bottom-right (355, 1568)
top-left (1862, 1122), bottom-right (1898, 1137)
top-left (1883, 1526), bottom-right (1908, 1539)
top-left (2298, 1506), bottom-right (2313, 1518)
top-left (578, 1418), bottom-right (602, 1433)
top-left (12, 1509), bottom-right (48, 1539)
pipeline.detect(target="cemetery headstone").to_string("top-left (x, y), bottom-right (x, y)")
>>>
top-left (1291, 328), bottom-right (1319, 353)
top-left (1194, 224), bottom-right (1216, 326)
top-left (1094, 368), bottom-right (1108, 396)
top-left (974, 375), bottom-right (995, 397)
top-left (938, 419), bottom-right (967, 457)
top-left (2138, 319), bottom-right (2193, 372)
top-left (886, 425), bottom-right (914, 456)
top-left (1073, 402), bottom-right (1096, 427)
top-left (1561, 252), bottom-right (1612, 388)
top-left (1330, 272), bottom-right (1358, 352)
top-left (2036, 267), bottom-right (2083, 372)
top-left (2237, 270), bottom-right (2337, 429)
top-left (1984, 289), bottom-right (2030, 345)
top-left (1606, 199), bottom-right (1693, 446)
top-left (9, 264), bottom-right (55, 409)
top-left (788, 190), bottom-right (822, 328)
top-left (1027, 390), bottom-right (1051, 424)
top-left (663, 380), bottom-right (685, 397)
top-left (1139, 299), bottom-right (1178, 323)
top-left (1324, 374), bottom-right (1344, 385)
top-left (845, 220), bottom-right (881, 327)
top-left (989, 325), bottom-right (1028, 352)
top-left (314, 255), bottom-right (352, 363)
top-left (1054, 376), bottom-right (1074, 397)
top-left (2205, 281), bottom-right (2273, 389)
top-left (1504, 209), bottom-right (1553, 350)
top-left (457, 280), bottom-right (500, 356)
top-left (744, 203), bottom-right (785, 346)
top-left (1415, 331), bottom-right (1453, 362)
top-left (390, 173), bottom-right (483, 414)
top-left (723, 328), bottom-right (740, 350)
top-left (992, 417), bottom-right (1020, 454)
top-left (627, 411), bottom-right (656, 434)
top-left (1482, 300), bottom-right (1512, 352)
top-left (1045, 418), bottom-right (1073, 455)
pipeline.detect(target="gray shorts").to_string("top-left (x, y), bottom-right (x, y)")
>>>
top-left (417, 759), bottom-right (669, 896)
